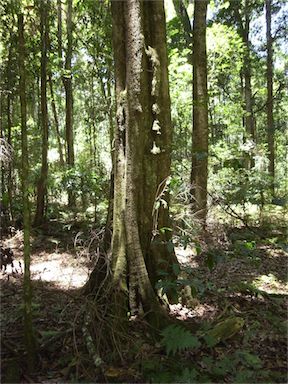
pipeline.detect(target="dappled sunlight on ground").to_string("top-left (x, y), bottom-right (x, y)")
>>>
top-left (1, 223), bottom-right (287, 383)
top-left (176, 245), bottom-right (198, 267)
top-left (1, 231), bottom-right (90, 289)
top-left (252, 273), bottom-right (288, 295)
top-left (170, 302), bottom-right (218, 321)
top-left (30, 252), bottom-right (89, 289)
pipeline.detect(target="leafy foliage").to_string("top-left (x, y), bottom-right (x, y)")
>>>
top-left (161, 325), bottom-right (201, 355)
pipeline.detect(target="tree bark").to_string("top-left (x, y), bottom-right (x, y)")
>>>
top-left (266, 0), bottom-right (275, 195)
top-left (57, 0), bottom-right (63, 67)
top-left (190, 0), bottom-right (209, 225)
top-left (34, 0), bottom-right (49, 226)
top-left (6, 33), bottom-right (14, 221)
top-left (48, 75), bottom-right (65, 166)
top-left (84, 0), bottom-right (179, 328)
top-left (18, 13), bottom-right (37, 371)
top-left (0, 95), bottom-right (5, 207)
top-left (239, 0), bottom-right (256, 168)
top-left (64, 0), bottom-right (75, 207)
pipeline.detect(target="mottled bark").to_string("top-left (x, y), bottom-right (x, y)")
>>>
top-left (34, 0), bottom-right (49, 226)
top-left (109, 0), bottom-right (127, 300)
top-left (266, 0), bottom-right (275, 195)
top-left (191, 0), bottom-right (209, 225)
top-left (85, 0), bottom-right (178, 327)
top-left (18, 13), bottom-right (37, 371)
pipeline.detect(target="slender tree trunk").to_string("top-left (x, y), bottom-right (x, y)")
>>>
top-left (88, 74), bottom-right (95, 166)
top-left (48, 75), bottom-right (64, 166)
top-left (241, 0), bottom-right (255, 167)
top-left (57, 0), bottom-right (63, 67)
top-left (190, 0), bottom-right (209, 225)
top-left (7, 96), bottom-right (13, 221)
top-left (6, 35), bottom-right (13, 220)
top-left (107, 79), bottom-right (114, 153)
top-left (34, 0), bottom-right (49, 226)
top-left (64, 0), bottom-right (75, 207)
top-left (18, 13), bottom-right (36, 371)
top-left (84, 0), bottom-right (179, 327)
top-left (0, 96), bottom-right (5, 206)
top-left (266, 0), bottom-right (275, 195)
top-left (94, 65), bottom-right (115, 247)
top-left (58, 0), bottom-right (67, 163)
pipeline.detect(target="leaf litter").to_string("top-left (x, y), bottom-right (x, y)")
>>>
top-left (1, 221), bottom-right (287, 383)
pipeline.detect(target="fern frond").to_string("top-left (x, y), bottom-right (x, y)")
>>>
top-left (161, 325), bottom-right (201, 355)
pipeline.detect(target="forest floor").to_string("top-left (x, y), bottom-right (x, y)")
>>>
top-left (1, 214), bottom-right (287, 383)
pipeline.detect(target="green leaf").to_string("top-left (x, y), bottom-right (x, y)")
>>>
top-left (203, 334), bottom-right (218, 348)
top-left (166, 240), bottom-right (174, 253)
top-left (195, 243), bottom-right (202, 255)
top-left (159, 226), bottom-right (172, 234)
top-left (234, 369), bottom-right (254, 383)
top-left (237, 351), bottom-right (262, 369)
top-left (205, 252), bottom-right (215, 271)
top-left (175, 367), bottom-right (199, 382)
top-left (39, 330), bottom-right (60, 338)
top-left (161, 325), bottom-right (201, 355)
top-left (172, 263), bottom-right (181, 275)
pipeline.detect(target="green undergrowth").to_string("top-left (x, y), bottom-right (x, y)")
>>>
top-left (139, 220), bottom-right (287, 383)
top-left (141, 349), bottom-right (273, 383)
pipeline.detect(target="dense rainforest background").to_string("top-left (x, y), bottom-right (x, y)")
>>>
top-left (0, 0), bottom-right (287, 382)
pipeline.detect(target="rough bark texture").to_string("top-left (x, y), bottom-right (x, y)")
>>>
top-left (266, 0), bottom-right (275, 195)
top-left (85, 0), bottom-right (178, 327)
top-left (18, 13), bottom-right (36, 371)
top-left (64, 0), bottom-right (75, 207)
top-left (109, 0), bottom-right (127, 295)
top-left (34, 0), bottom-right (49, 226)
top-left (190, 0), bottom-right (208, 225)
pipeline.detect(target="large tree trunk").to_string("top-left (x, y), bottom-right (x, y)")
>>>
top-left (18, 13), bottom-right (36, 371)
top-left (34, 0), bottom-right (49, 226)
top-left (64, 0), bottom-right (75, 207)
top-left (190, 0), bottom-right (209, 225)
top-left (84, 0), bottom-right (178, 327)
top-left (266, 0), bottom-right (275, 195)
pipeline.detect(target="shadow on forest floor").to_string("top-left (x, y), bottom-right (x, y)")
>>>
top-left (1, 220), bottom-right (287, 383)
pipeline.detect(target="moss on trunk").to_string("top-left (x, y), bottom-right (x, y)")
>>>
top-left (84, 0), bottom-right (179, 330)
